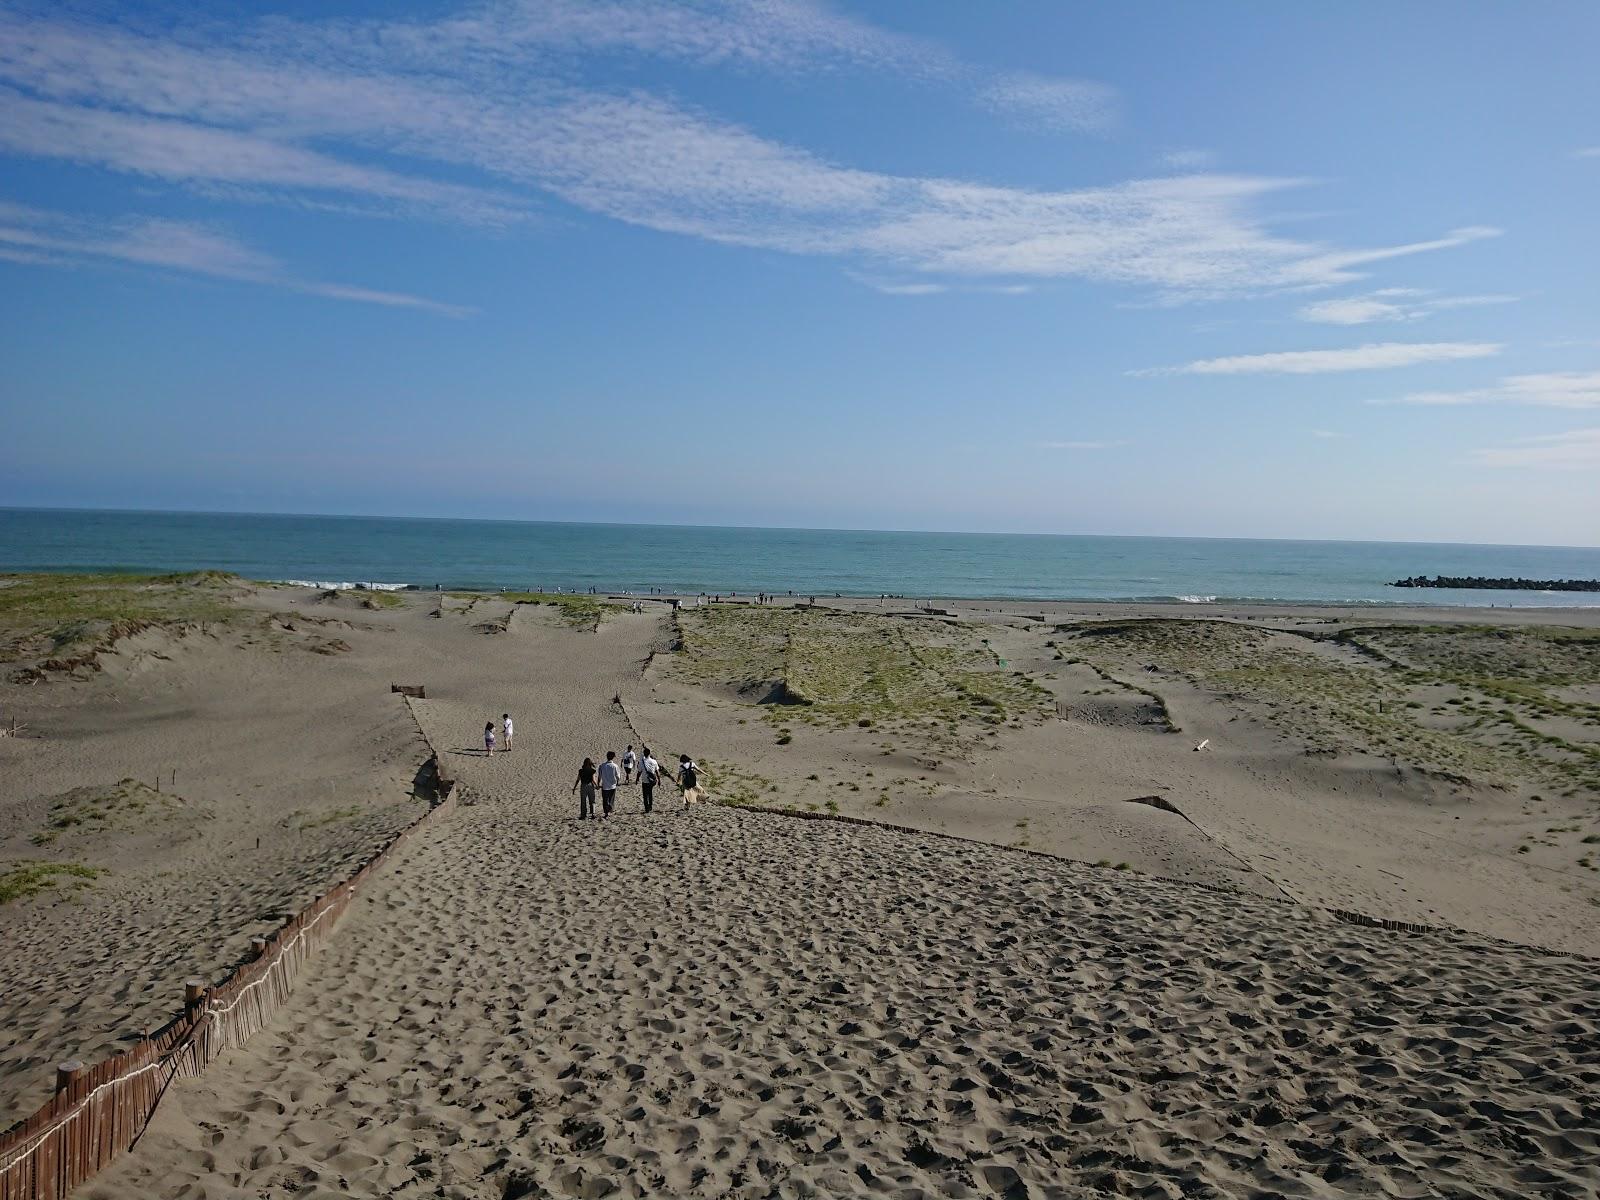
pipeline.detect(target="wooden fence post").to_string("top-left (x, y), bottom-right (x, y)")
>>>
top-left (55, 1060), bottom-right (83, 1093)
top-left (184, 978), bottom-right (205, 1009)
top-left (250, 937), bottom-right (268, 959)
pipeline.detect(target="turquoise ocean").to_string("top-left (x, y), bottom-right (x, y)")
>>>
top-left (2, 508), bottom-right (1597, 607)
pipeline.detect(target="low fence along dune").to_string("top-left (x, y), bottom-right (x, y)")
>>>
top-left (0, 756), bottom-right (457, 1200)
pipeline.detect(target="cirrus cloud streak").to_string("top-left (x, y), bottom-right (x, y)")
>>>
top-left (0, 8), bottom-right (1506, 303)
top-left (1375, 370), bottom-right (1600, 410)
top-left (1134, 342), bottom-right (1502, 377)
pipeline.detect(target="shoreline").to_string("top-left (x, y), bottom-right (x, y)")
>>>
top-left (9, 570), bottom-right (1600, 613)
top-left (250, 579), bottom-right (1600, 613)
top-left (448, 586), bottom-right (1600, 619)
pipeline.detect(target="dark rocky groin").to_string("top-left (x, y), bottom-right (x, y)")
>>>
top-left (1390, 575), bottom-right (1600, 592)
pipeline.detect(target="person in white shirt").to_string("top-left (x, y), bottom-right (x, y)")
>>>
top-left (639, 748), bottom-right (660, 813)
top-left (597, 751), bottom-right (621, 818)
top-left (501, 713), bottom-right (514, 752)
top-left (622, 745), bottom-right (637, 782)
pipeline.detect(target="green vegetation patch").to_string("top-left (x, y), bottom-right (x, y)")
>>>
top-left (0, 861), bottom-right (103, 904)
top-left (675, 605), bottom-right (1054, 752)
top-left (0, 571), bottom-right (243, 674)
top-left (702, 760), bottom-right (777, 807)
top-left (32, 778), bottom-right (206, 846)
top-left (1061, 617), bottom-right (1600, 797)
top-left (500, 592), bottom-right (627, 631)
top-left (1347, 624), bottom-right (1600, 687)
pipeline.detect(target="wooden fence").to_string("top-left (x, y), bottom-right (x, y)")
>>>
top-left (0, 758), bottom-right (456, 1200)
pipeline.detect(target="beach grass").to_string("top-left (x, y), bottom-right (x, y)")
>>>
top-left (1060, 618), bottom-right (1600, 796)
top-left (31, 778), bottom-right (202, 846)
top-left (498, 592), bottom-right (627, 631)
top-left (0, 861), bottom-right (104, 905)
top-left (674, 605), bottom-right (1054, 751)
top-left (0, 571), bottom-right (242, 669)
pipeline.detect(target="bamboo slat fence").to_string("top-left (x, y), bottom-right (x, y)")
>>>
top-left (0, 756), bottom-right (456, 1200)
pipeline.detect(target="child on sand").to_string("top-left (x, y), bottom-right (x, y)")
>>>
top-left (502, 713), bottom-right (514, 752)
top-left (483, 721), bottom-right (495, 755)
top-left (622, 745), bottom-right (636, 783)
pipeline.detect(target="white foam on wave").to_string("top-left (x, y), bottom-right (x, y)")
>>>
top-left (1175, 594), bottom-right (1219, 603)
top-left (279, 579), bottom-right (408, 592)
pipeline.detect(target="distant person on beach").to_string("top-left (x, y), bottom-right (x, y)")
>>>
top-left (676, 754), bottom-right (702, 807)
top-left (622, 745), bottom-right (637, 782)
top-left (598, 751), bottom-right (621, 818)
top-left (483, 721), bottom-right (495, 755)
top-left (639, 747), bottom-right (660, 813)
top-left (573, 757), bottom-right (597, 819)
top-left (501, 713), bottom-right (513, 752)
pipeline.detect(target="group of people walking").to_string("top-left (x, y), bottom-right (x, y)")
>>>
top-left (573, 744), bottom-right (702, 820)
top-left (478, 718), bottom-right (702, 820)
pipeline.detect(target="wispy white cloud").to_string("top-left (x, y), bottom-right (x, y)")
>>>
top-left (1468, 428), bottom-right (1600, 469)
top-left (1297, 288), bottom-right (1518, 325)
top-left (1376, 370), bottom-right (1600, 409)
top-left (1160, 149), bottom-right (1217, 169)
top-left (0, 89), bottom-right (528, 227)
top-left (859, 279), bottom-right (947, 295)
top-left (1571, 147), bottom-right (1600, 159)
top-left (1283, 227), bottom-right (1501, 285)
top-left (1310, 429), bottom-right (1349, 439)
top-left (1136, 341), bottom-right (1502, 377)
top-left (848, 273), bottom-right (1034, 296)
top-left (977, 71), bottom-right (1116, 133)
top-left (349, 0), bottom-right (956, 77)
top-left (1040, 439), bottom-right (1127, 450)
top-left (0, 11), bottom-right (1504, 301)
top-left (0, 203), bottom-right (469, 314)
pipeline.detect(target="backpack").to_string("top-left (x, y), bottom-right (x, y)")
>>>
top-left (680, 765), bottom-right (697, 789)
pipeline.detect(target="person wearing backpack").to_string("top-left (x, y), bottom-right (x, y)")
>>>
top-left (639, 747), bottom-right (661, 813)
top-left (676, 754), bottom-right (703, 807)
top-left (622, 745), bottom-right (637, 783)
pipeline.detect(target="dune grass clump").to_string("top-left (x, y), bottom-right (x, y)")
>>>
top-left (0, 572), bottom-right (242, 671)
top-left (674, 605), bottom-right (1054, 752)
top-left (499, 592), bottom-right (627, 631)
top-left (1061, 617), bottom-right (1600, 797)
top-left (0, 861), bottom-right (103, 904)
top-left (31, 778), bottom-right (202, 846)
top-left (699, 760), bottom-right (774, 807)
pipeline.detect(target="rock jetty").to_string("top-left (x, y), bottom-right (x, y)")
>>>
top-left (1390, 575), bottom-right (1600, 592)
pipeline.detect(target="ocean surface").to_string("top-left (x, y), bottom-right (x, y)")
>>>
top-left (2, 508), bottom-right (1598, 607)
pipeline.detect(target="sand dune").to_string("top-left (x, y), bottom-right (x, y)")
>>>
top-left (4, 580), bottom-right (1598, 1198)
top-left (88, 796), bottom-right (1600, 1199)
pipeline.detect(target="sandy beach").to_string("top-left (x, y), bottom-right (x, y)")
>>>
top-left (3, 576), bottom-right (1598, 1197)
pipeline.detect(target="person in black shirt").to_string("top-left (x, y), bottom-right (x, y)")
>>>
top-left (573, 757), bottom-right (597, 819)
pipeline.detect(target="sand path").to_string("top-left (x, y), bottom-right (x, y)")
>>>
top-left (85, 618), bottom-right (1599, 1199)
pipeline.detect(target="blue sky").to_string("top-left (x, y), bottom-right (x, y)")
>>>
top-left (1, 0), bottom-right (1596, 545)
